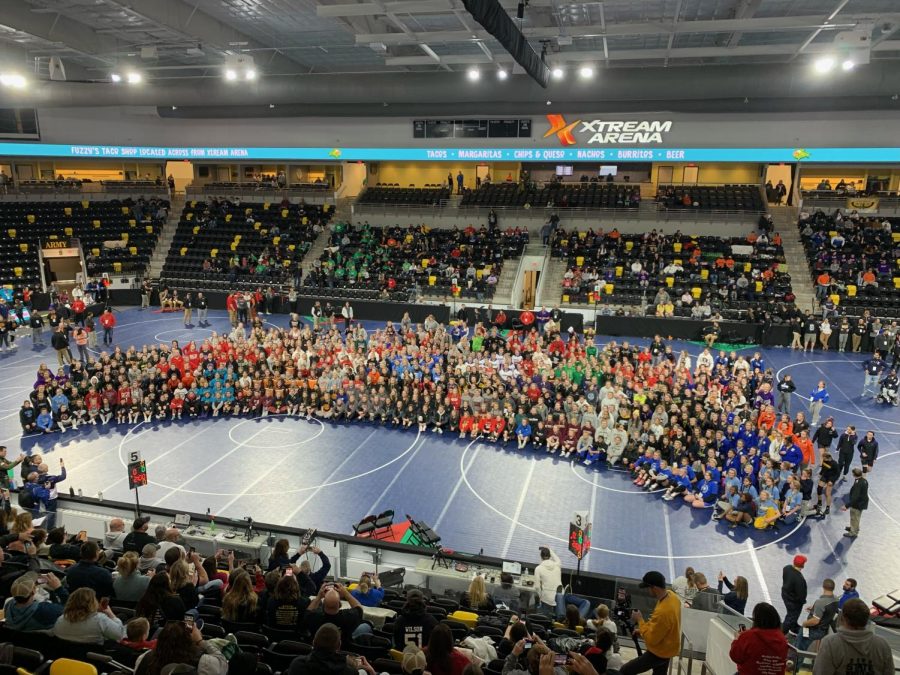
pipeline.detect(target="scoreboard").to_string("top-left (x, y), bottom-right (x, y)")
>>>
top-left (128, 459), bottom-right (148, 489)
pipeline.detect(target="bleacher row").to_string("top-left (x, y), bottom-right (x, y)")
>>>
top-left (0, 200), bottom-right (167, 287)
top-left (552, 231), bottom-right (790, 316)
top-left (657, 184), bottom-right (764, 211)
top-left (160, 200), bottom-right (331, 292)
top-left (0, 581), bottom-right (590, 675)
top-left (201, 182), bottom-right (331, 192)
top-left (800, 212), bottom-right (900, 318)
top-left (357, 186), bottom-right (450, 206)
top-left (461, 182), bottom-right (640, 209)
top-left (304, 224), bottom-right (527, 300)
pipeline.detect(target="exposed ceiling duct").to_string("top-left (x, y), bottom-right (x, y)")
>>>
top-left (461, 0), bottom-right (549, 87)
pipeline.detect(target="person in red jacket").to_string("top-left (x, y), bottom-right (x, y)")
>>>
top-left (99, 308), bottom-right (116, 345)
top-left (729, 602), bottom-right (788, 675)
top-left (71, 298), bottom-right (86, 326)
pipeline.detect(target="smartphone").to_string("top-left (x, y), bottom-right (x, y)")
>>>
top-left (553, 654), bottom-right (568, 666)
top-left (189, 546), bottom-right (196, 554)
top-left (36, 575), bottom-right (48, 585)
top-left (738, 623), bottom-right (747, 633)
top-left (523, 639), bottom-right (533, 650)
top-left (285, 567), bottom-right (294, 577)
top-left (184, 614), bottom-right (195, 629)
top-left (99, 597), bottom-right (109, 610)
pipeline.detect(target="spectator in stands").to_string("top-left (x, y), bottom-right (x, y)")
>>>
top-left (3, 571), bottom-right (68, 632)
top-left (620, 571), bottom-right (681, 675)
top-left (120, 617), bottom-right (156, 652)
top-left (297, 546), bottom-right (332, 594)
top-left (289, 622), bottom-right (371, 675)
top-left (156, 527), bottom-right (185, 559)
top-left (305, 583), bottom-right (364, 646)
top-left (534, 546), bottom-right (562, 616)
top-left (461, 575), bottom-right (496, 612)
top-left (672, 567), bottom-right (698, 606)
top-left (222, 567), bottom-right (260, 623)
top-left (426, 623), bottom-right (470, 675)
top-left (728, 602), bottom-right (788, 675)
top-left (46, 526), bottom-right (83, 560)
top-left (123, 515), bottom-right (155, 553)
top-left (716, 572), bottom-right (748, 615)
top-left (54, 587), bottom-right (125, 644)
top-left (139, 543), bottom-right (163, 574)
top-left (135, 571), bottom-right (186, 627)
top-left (169, 555), bottom-right (211, 609)
top-left (350, 573), bottom-right (384, 607)
top-left (837, 578), bottom-right (859, 609)
top-left (392, 588), bottom-right (437, 648)
top-left (66, 540), bottom-right (115, 599)
top-left (267, 573), bottom-right (309, 631)
top-left (115, 552), bottom-right (151, 602)
top-left (492, 572), bottom-right (521, 612)
top-left (103, 517), bottom-right (127, 554)
top-left (134, 620), bottom-right (231, 675)
top-left (780, 555), bottom-right (807, 634)
top-left (796, 578), bottom-right (838, 652)
top-left (813, 598), bottom-right (893, 675)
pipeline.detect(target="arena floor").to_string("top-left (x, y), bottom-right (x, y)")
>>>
top-left (1, 307), bottom-right (898, 611)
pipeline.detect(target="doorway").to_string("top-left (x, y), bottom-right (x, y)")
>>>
top-left (522, 270), bottom-right (540, 309)
top-left (682, 166), bottom-right (700, 184)
top-left (657, 166), bottom-right (674, 184)
top-left (165, 161), bottom-right (194, 194)
top-left (476, 164), bottom-right (491, 186)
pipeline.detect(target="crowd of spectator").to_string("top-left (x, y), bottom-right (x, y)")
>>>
top-left (303, 222), bottom-right (527, 300)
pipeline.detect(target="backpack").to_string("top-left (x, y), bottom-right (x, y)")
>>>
top-left (17, 486), bottom-right (35, 510)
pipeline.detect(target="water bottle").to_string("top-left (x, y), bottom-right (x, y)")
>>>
top-left (77, 488), bottom-right (83, 497)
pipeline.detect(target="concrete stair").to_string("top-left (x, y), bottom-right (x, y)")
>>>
top-left (770, 205), bottom-right (818, 313)
top-left (537, 256), bottom-right (568, 308)
top-left (146, 194), bottom-right (185, 279)
top-left (489, 258), bottom-right (520, 306)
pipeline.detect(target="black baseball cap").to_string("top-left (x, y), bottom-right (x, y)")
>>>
top-left (639, 571), bottom-right (667, 589)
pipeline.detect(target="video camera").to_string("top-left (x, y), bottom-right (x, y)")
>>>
top-left (613, 587), bottom-right (634, 632)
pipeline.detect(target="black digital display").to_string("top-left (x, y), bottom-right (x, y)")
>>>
top-left (414, 119), bottom-right (531, 139)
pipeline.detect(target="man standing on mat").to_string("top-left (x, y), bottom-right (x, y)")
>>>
top-left (780, 555), bottom-right (807, 635)
top-left (620, 571), bottom-right (681, 675)
top-left (836, 425), bottom-right (857, 478)
top-left (842, 468), bottom-right (868, 539)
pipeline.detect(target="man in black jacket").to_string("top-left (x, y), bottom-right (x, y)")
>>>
top-left (50, 326), bottom-right (72, 368)
top-left (776, 374), bottom-right (796, 414)
top-left (290, 623), bottom-right (373, 675)
top-left (842, 468), bottom-right (868, 538)
top-left (65, 541), bottom-right (114, 599)
top-left (781, 555), bottom-right (807, 635)
top-left (857, 431), bottom-right (879, 473)
top-left (836, 425), bottom-right (857, 477)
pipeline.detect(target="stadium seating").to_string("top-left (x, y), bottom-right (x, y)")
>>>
top-left (357, 185), bottom-right (451, 206)
top-left (159, 198), bottom-right (330, 292)
top-left (304, 223), bottom-right (527, 300)
top-left (460, 182), bottom-right (640, 209)
top-left (200, 181), bottom-right (332, 192)
top-left (552, 229), bottom-right (792, 318)
top-left (799, 212), bottom-right (900, 318)
top-left (0, 199), bottom-right (166, 287)
top-left (656, 184), bottom-right (764, 212)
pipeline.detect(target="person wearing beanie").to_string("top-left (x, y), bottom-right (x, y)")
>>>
top-left (780, 555), bottom-right (807, 634)
top-left (729, 602), bottom-right (788, 675)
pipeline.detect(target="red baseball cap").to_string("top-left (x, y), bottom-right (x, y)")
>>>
top-left (793, 555), bottom-right (807, 567)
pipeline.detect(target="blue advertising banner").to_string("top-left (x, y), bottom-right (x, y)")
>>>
top-left (0, 142), bottom-right (897, 163)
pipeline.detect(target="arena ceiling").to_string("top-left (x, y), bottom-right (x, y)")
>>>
top-left (1, 0), bottom-right (900, 114)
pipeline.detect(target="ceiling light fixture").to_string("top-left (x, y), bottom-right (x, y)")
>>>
top-left (0, 73), bottom-right (27, 89)
top-left (551, 67), bottom-right (564, 80)
top-left (110, 72), bottom-right (122, 83)
top-left (579, 65), bottom-right (594, 79)
top-left (125, 71), bottom-right (142, 84)
top-left (467, 67), bottom-right (480, 81)
top-left (813, 56), bottom-right (836, 73)
top-left (497, 69), bottom-right (508, 80)
top-left (224, 68), bottom-right (238, 81)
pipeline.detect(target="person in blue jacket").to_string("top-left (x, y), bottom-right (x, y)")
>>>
top-left (779, 439), bottom-right (803, 469)
top-left (661, 467), bottom-right (693, 501)
top-left (3, 572), bottom-right (69, 632)
top-left (837, 578), bottom-right (860, 608)
top-left (515, 419), bottom-right (532, 451)
top-left (809, 380), bottom-right (830, 426)
top-left (37, 458), bottom-right (66, 529)
top-left (350, 574), bottom-right (385, 607)
top-left (36, 407), bottom-right (55, 433)
top-left (684, 471), bottom-right (720, 508)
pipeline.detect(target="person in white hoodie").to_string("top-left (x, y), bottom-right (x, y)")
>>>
top-left (534, 546), bottom-right (562, 615)
top-left (813, 598), bottom-right (893, 675)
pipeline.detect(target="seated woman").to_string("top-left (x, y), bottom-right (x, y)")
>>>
top-left (683, 471), bottom-right (719, 508)
top-left (425, 624), bottom-right (471, 675)
top-left (135, 620), bottom-right (232, 675)
top-left (725, 493), bottom-right (756, 529)
top-left (222, 568), bottom-right (260, 624)
top-left (54, 587), bottom-right (125, 644)
top-left (350, 574), bottom-right (385, 607)
top-left (754, 491), bottom-right (781, 530)
top-left (460, 575), bottom-right (496, 612)
top-left (265, 574), bottom-right (309, 632)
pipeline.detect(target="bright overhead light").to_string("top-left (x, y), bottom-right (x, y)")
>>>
top-left (225, 68), bottom-right (238, 81)
top-left (579, 65), bottom-right (594, 79)
top-left (244, 68), bottom-right (257, 80)
top-left (110, 72), bottom-right (122, 83)
top-left (126, 71), bottom-right (142, 84)
top-left (551, 67), bottom-right (564, 80)
top-left (467, 67), bottom-right (480, 81)
top-left (0, 73), bottom-right (27, 89)
top-left (841, 59), bottom-right (855, 71)
top-left (497, 69), bottom-right (508, 80)
top-left (813, 56), bottom-right (836, 73)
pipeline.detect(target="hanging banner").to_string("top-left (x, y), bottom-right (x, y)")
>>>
top-left (846, 197), bottom-right (880, 213)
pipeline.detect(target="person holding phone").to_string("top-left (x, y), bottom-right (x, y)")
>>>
top-left (134, 620), bottom-right (233, 675)
top-left (3, 572), bottom-right (68, 632)
top-left (54, 587), bottom-right (125, 644)
top-left (350, 573), bottom-right (385, 607)
top-left (728, 602), bottom-right (788, 675)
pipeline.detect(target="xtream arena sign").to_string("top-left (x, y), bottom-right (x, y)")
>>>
top-left (545, 114), bottom-right (673, 146)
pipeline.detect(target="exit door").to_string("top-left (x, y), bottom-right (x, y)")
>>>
top-left (683, 166), bottom-right (700, 184)
top-left (657, 166), bottom-right (674, 184)
top-left (522, 270), bottom-right (540, 309)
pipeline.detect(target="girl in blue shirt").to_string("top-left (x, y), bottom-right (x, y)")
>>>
top-left (684, 471), bottom-right (719, 508)
top-left (350, 574), bottom-right (385, 607)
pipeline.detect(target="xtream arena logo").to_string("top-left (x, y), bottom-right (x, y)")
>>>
top-left (545, 114), bottom-right (673, 145)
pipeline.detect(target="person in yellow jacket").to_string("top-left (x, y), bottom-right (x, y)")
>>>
top-left (621, 571), bottom-right (682, 675)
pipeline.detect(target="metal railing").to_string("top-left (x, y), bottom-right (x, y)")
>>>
top-left (185, 185), bottom-right (336, 204)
